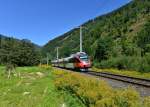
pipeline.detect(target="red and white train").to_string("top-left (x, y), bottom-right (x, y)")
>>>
top-left (51, 52), bottom-right (92, 71)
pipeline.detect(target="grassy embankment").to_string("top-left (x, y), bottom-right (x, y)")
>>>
top-left (53, 68), bottom-right (150, 107)
top-left (92, 67), bottom-right (150, 79)
top-left (0, 66), bottom-right (150, 107)
top-left (0, 66), bottom-right (84, 107)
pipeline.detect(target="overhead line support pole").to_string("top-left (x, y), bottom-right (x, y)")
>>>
top-left (57, 47), bottom-right (59, 60)
top-left (47, 53), bottom-right (49, 66)
top-left (80, 26), bottom-right (83, 52)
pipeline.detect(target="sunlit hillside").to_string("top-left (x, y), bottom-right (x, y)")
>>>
top-left (43, 0), bottom-right (150, 72)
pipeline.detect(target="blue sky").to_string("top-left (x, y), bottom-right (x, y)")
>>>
top-left (0, 0), bottom-right (131, 45)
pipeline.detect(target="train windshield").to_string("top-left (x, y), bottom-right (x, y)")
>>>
top-left (79, 55), bottom-right (89, 62)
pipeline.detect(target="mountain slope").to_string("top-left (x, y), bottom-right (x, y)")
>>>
top-left (43, 0), bottom-right (150, 72)
top-left (0, 34), bottom-right (41, 66)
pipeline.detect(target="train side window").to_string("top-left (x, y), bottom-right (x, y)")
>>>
top-left (69, 58), bottom-right (74, 63)
top-left (75, 58), bottom-right (80, 63)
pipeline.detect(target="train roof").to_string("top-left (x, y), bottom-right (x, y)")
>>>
top-left (71, 52), bottom-right (87, 56)
top-left (76, 52), bottom-right (87, 55)
top-left (51, 52), bottom-right (88, 62)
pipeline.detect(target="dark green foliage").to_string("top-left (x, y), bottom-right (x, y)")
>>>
top-left (136, 21), bottom-right (150, 55)
top-left (43, 0), bottom-right (150, 72)
top-left (0, 35), bottom-right (41, 66)
top-left (94, 36), bottom-right (113, 61)
top-left (96, 55), bottom-right (150, 72)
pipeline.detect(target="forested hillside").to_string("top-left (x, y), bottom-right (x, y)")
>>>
top-left (43, 0), bottom-right (150, 72)
top-left (0, 35), bottom-right (41, 66)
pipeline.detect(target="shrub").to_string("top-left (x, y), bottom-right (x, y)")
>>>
top-left (143, 96), bottom-right (150, 107)
top-left (53, 69), bottom-right (148, 107)
top-left (97, 55), bottom-right (150, 72)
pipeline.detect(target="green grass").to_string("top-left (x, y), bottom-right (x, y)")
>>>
top-left (1, 66), bottom-right (149, 107)
top-left (52, 68), bottom-right (150, 107)
top-left (0, 66), bottom-right (84, 107)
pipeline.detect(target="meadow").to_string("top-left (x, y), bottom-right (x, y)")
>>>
top-left (53, 68), bottom-right (150, 107)
top-left (0, 66), bottom-right (150, 107)
top-left (0, 66), bottom-right (83, 107)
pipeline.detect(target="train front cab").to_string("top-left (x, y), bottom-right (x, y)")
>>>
top-left (74, 56), bottom-right (91, 71)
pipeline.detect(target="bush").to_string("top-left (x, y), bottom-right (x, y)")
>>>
top-left (53, 69), bottom-right (149, 107)
top-left (143, 96), bottom-right (150, 107)
top-left (96, 55), bottom-right (150, 72)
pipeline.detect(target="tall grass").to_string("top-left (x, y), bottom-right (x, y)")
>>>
top-left (0, 66), bottom-right (84, 107)
top-left (53, 69), bottom-right (150, 107)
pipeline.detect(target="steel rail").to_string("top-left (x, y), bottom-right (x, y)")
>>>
top-left (54, 66), bottom-right (150, 88)
top-left (85, 71), bottom-right (150, 87)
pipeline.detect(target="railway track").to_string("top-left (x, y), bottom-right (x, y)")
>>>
top-left (55, 67), bottom-right (150, 88)
top-left (54, 67), bottom-right (150, 97)
top-left (86, 71), bottom-right (150, 88)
